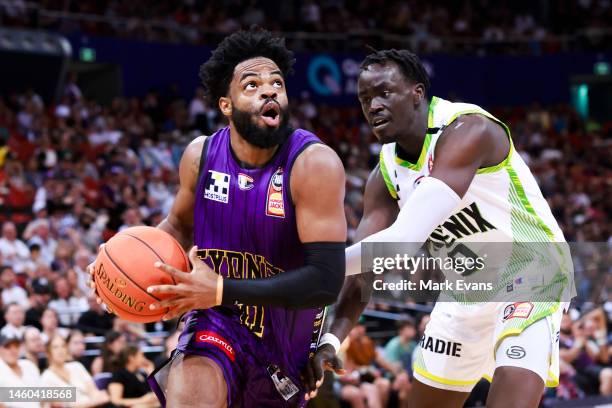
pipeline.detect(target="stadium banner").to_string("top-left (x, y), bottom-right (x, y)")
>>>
top-left (66, 34), bottom-right (610, 106)
top-left (358, 241), bottom-right (611, 305)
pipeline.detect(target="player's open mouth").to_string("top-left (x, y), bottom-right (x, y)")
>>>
top-left (261, 102), bottom-right (280, 127)
top-left (372, 117), bottom-right (389, 129)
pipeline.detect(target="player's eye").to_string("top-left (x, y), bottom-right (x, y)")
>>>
top-left (382, 90), bottom-right (390, 97)
top-left (273, 80), bottom-right (283, 88)
top-left (245, 82), bottom-right (257, 90)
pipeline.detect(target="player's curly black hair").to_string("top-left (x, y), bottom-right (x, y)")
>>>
top-left (361, 48), bottom-right (430, 95)
top-left (199, 28), bottom-right (295, 105)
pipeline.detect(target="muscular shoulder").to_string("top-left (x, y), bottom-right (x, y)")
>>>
top-left (435, 113), bottom-right (509, 167)
top-left (179, 135), bottom-right (207, 190)
top-left (290, 143), bottom-right (345, 202)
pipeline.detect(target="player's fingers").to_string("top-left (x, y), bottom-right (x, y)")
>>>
top-left (312, 356), bottom-right (325, 389)
top-left (304, 359), bottom-right (317, 395)
top-left (149, 298), bottom-right (182, 310)
top-left (188, 246), bottom-right (202, 267)
top-left (161, 306), bottom-right (184, 321)
top-left (154, 261), bottom-right (192, 281)
top-left (325, 356), bottom-right (346, 375)
top-left (146, 284), bottom-right (184, 295)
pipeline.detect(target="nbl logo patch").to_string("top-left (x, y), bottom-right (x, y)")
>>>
top-left (204, 170), bottom-right (230, 203)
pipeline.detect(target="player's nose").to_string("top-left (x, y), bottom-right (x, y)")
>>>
top-left (260, 85), bottom-right (278, 101)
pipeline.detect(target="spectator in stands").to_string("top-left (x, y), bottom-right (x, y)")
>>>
top-left (384, 317), bottom-right (418, 371)
top-left (153, 330), bottom-right (179, 369)
top-left (40, 307), bottom-right (69, 344)
top-left (23, 326), bottom-right (46, 372)
top-left (0, 222), bottom-right (30, 274)
top-left (24, 278), bottom-right (52, 329)
top-left (1, 303), bottom-right (26, 339)
top-left (561, 308), bottom-right (612, 396)
top-left (0, 333), bottom-right (42, 407)
top-left (77, 295), bottom-right (114, 336)
top-left (0, 265), bottom-right (29, 308)
top-left (23, 219), bottom-right (57, 267)
top-left (338, 323), bottom-right (393, 408)
top-left (41, 334), bottom-right (110, 407)
top-left (73, 249), bottom-right (93, 296)
top-left (66, 329), bottom-right (89, 368)
top-left (383, 317), bottom-right (418, 407)
top-left (108, 345), bottom-right (158, 408)
top-left (91, 330), bottom-right (126, 376)
top-left (48, 276), bottom-right (88, 327)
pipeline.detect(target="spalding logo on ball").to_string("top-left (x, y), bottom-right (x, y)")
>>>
top-left (93, 226), bottom-right (189, 323)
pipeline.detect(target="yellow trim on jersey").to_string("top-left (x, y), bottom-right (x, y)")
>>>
top-left (483, 374), bottom-right (493, 383)
top-left (379, 151), bottom-right (398, 200)
top-left (394, 96), bottom-right (439, 171)
top-left (413, 365), bottom-right (483, 387)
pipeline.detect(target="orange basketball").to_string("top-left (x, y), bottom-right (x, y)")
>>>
top-left (93, 226), bottom-right (189, 323)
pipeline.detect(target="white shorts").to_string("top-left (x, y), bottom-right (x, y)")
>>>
top-left (412, 301), bottom-right (565, 393)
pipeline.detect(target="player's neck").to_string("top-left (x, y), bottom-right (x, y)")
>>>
top-left (229, 127), bottom-right (279, 168)
top-left (396, 105), bottom-right (429, 159)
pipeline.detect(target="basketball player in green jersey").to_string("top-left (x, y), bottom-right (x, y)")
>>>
top-left (305, 49), bottom-right (572, 408)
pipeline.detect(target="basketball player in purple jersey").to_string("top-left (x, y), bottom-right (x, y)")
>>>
top-left (89, 28), bottom-right (347, 407)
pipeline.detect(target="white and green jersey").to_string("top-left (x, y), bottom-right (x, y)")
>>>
top-left (379, 95), bottom-right (565, 244)
top-left (379, 96), bottom-right (572, 311)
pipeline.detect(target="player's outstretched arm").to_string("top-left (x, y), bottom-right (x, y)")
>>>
top-left (157, 136), bottom-right (205, 251)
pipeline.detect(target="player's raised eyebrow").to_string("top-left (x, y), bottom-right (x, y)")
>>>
top-left (240, 70), bottom-right (283, 82)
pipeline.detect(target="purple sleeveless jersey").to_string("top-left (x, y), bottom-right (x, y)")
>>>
top-left (149, 127), bottom-right (326, 408)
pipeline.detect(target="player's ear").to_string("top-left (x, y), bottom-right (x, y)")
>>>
top-left (219, 97), bottom-right (232, 117)
top-left (413, 83), bottom-right (425, 106)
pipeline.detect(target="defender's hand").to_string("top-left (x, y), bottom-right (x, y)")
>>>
top-left (302, 343), bottom-right (346, 400)
top-left (147, 246), bottom-right (221, 320)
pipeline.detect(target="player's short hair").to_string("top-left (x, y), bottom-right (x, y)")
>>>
top-left (361, 49), bottom-right (430, 94)
top-left (199, 27), bottom-right (295, 105)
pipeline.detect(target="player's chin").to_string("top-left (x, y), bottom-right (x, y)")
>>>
top-left (372, 128), bottom-right (395, 144)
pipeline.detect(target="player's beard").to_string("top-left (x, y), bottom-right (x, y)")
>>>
top-left (231, 105), bottom-right (292, 149)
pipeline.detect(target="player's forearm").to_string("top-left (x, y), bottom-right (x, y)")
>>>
top-left (222, 242), bottom-right (345, 309)
top-left (157, 216), bottom-right (192, 252)
top-left (328, 272), bottom-right (373, 342)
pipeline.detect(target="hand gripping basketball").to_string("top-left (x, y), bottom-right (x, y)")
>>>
top-left (147, 246), bottom-right (222, 320)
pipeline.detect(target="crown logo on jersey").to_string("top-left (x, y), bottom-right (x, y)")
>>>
top-left (238, 173), bottom-right (254, 191)
top-left (266, 167), bottom-right (285, 218)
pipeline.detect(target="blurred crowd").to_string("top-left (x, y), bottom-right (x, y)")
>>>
top-left (1, 0), bottom-right (611, 53)
top-left (0, 76), bottom-right (609, 407)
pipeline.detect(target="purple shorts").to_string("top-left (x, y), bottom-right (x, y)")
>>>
top-left (148, 308), bottom-right (306, 408)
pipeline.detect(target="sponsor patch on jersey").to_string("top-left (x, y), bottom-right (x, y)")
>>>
top-left (238, 173), bottom-right (254, 191)
top-left (266, 167), bottom-right (285, 218)
top-left (204, 170), bottom-right (230, 203)
top-left (195, 331), bottom-right (235, 361)
top-left (503, 302), bottom-right (534, 320)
